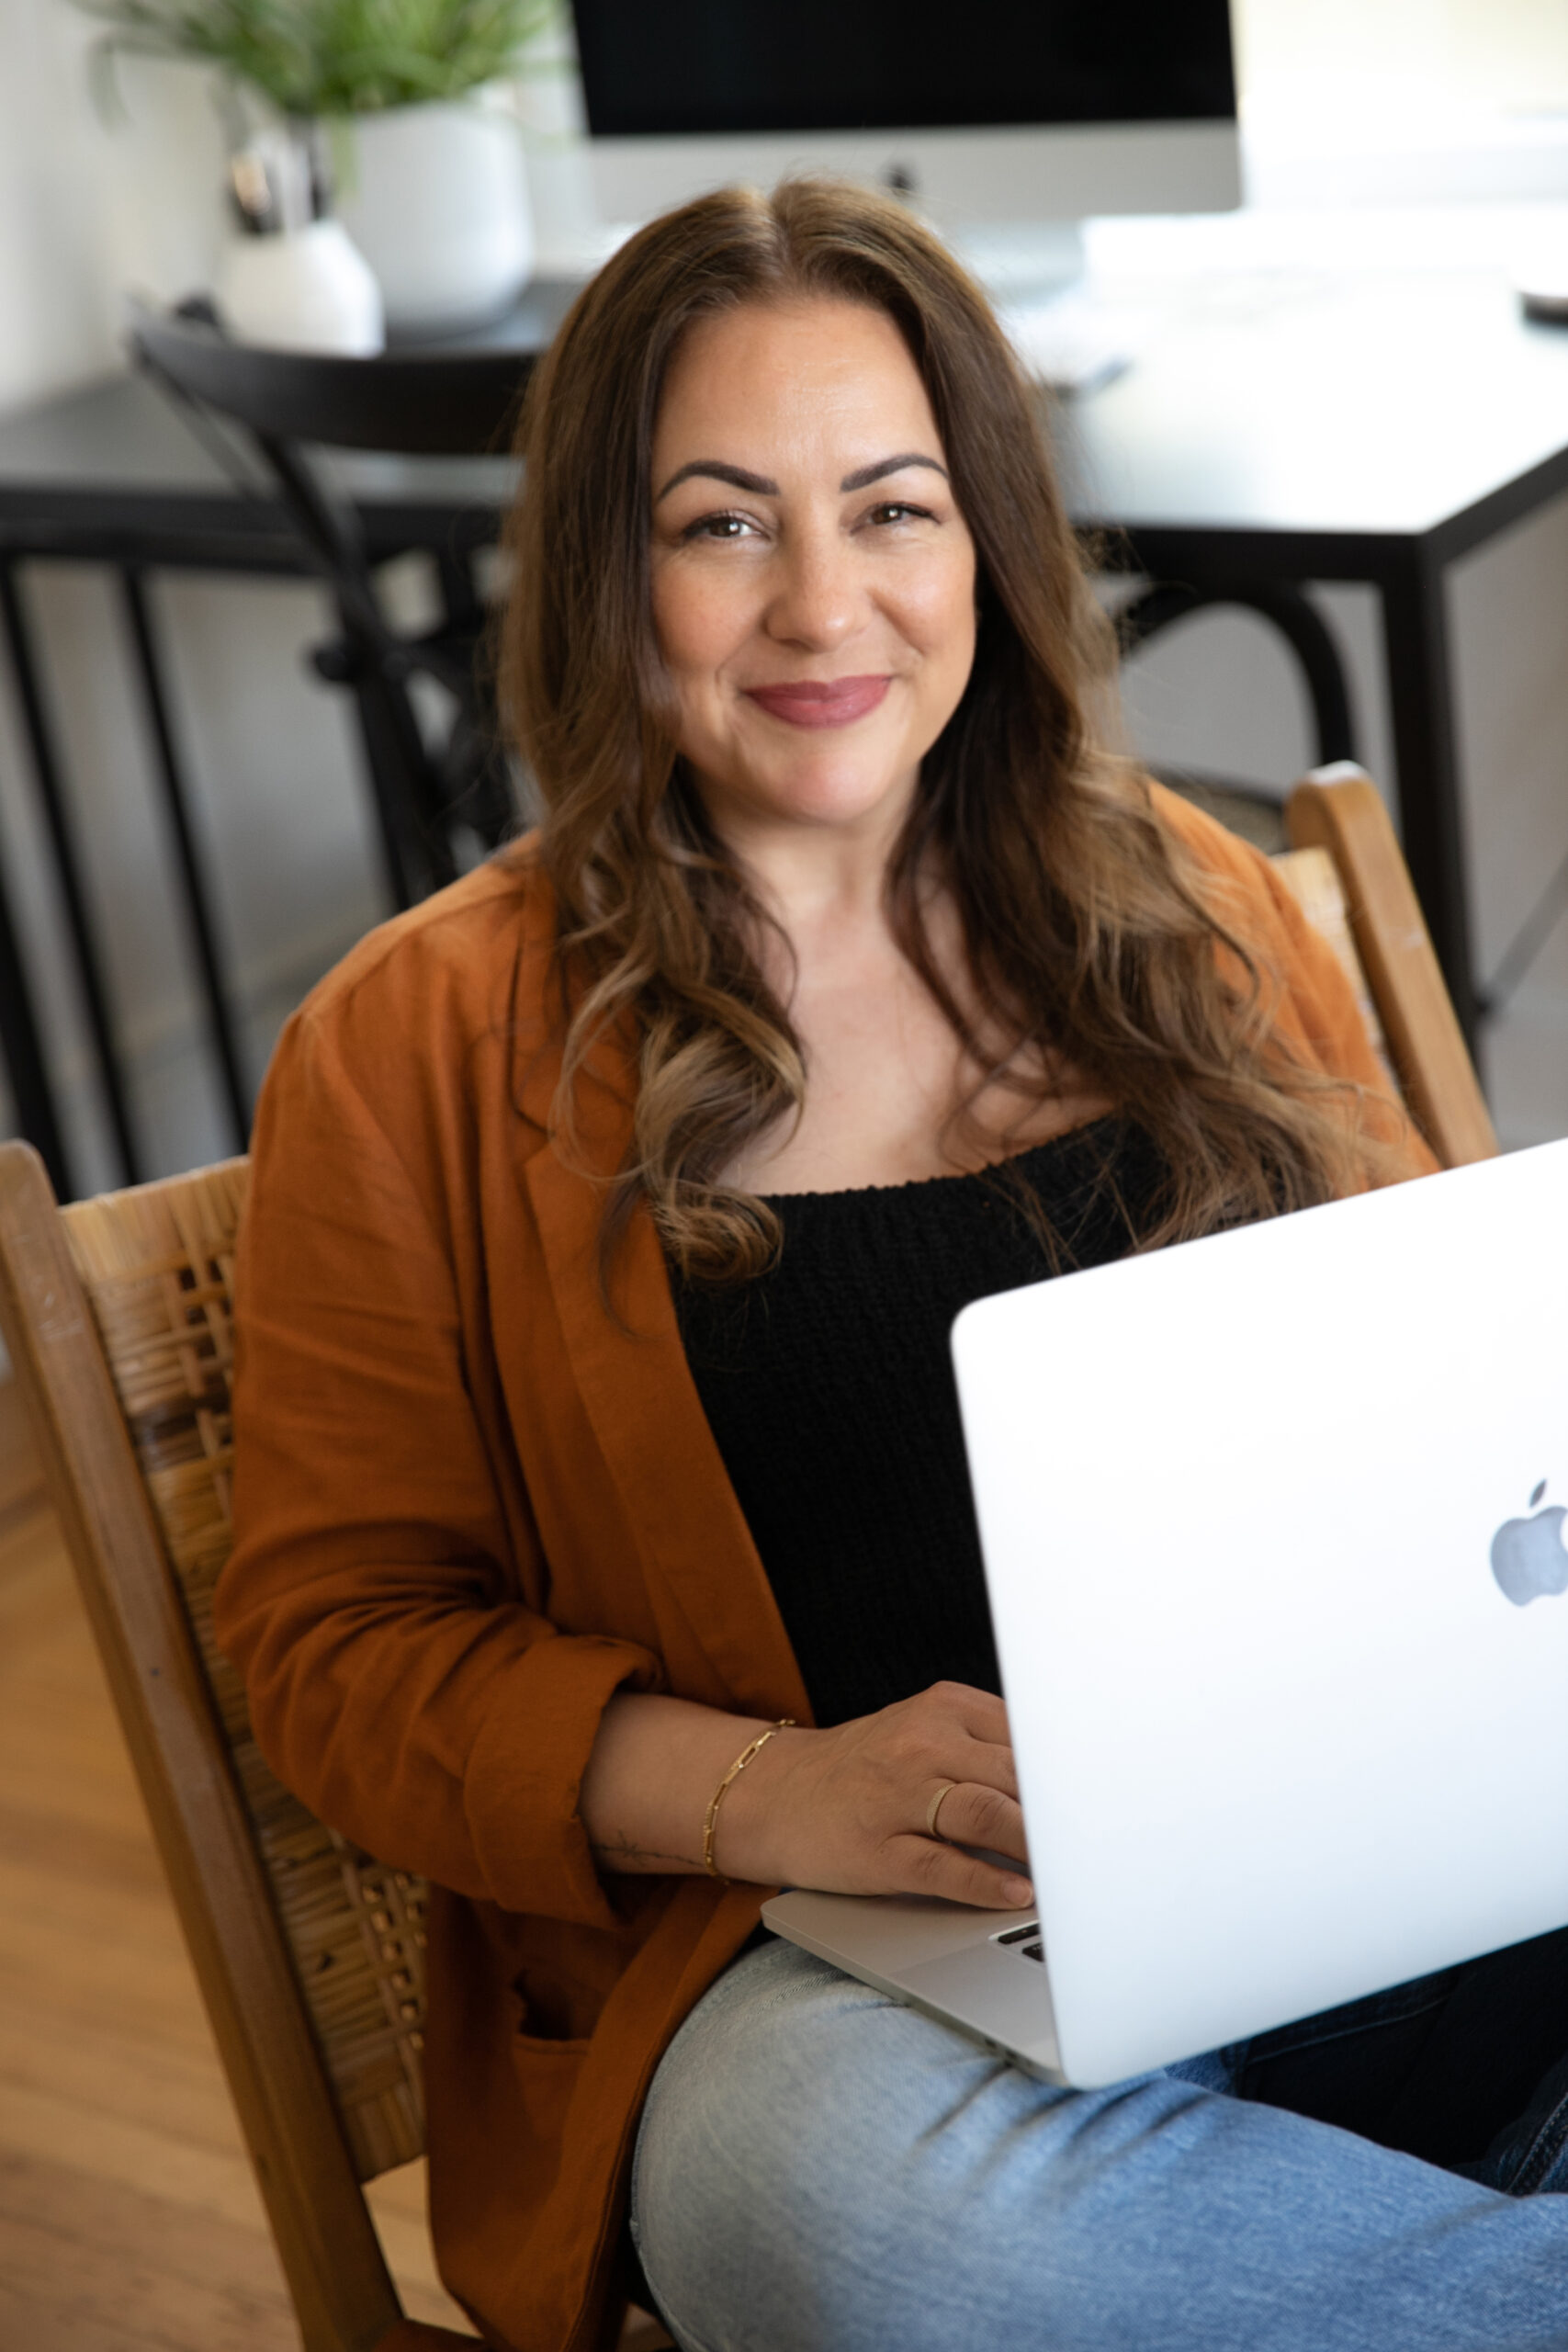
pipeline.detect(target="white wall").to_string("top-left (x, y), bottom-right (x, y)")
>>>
top-left (0, 4), bottom-right (116, 413)
top-left (1236, 0), bottom-right (1568, 124)
top-left (0, 8), bottom-right (234, 413)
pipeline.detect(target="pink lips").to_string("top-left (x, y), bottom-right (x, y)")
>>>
top-left (744, 675), bottom-right (891, 729)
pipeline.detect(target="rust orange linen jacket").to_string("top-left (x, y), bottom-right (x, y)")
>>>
top-left (215, 786), bottom-right (1434, 2352)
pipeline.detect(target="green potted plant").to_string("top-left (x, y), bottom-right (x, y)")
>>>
top-left (73, 0), bottom-right (562, 334)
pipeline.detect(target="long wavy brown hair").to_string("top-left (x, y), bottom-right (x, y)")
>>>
top-left (500, 176), bottom-right (1383, 1282)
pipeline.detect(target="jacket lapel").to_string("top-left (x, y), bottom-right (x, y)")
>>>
top-left (511, 935), bottom-right (812, 1726)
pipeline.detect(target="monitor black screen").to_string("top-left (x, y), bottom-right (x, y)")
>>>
top-left (570, 1), bottom-right (1235, 141)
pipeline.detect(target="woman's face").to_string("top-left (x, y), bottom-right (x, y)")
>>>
top-left (649, 296), bottom-right (978, 857)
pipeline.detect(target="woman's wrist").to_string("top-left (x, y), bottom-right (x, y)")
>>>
top-left (581, 1690), bottom-right (793, 1876)
top-left (701, 1720), bottom-right (795, 1879)
top-left (708, 1721), bottom-right (811, 1883)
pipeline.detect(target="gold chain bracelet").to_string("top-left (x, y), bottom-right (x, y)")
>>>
top-left (702, 1720), bottom-right (795, 1882)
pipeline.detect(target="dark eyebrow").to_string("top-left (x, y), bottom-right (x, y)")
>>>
top-left (840, 453), bottom-right (949, 492)
top-left (654, 451), bottom-right (951, 503)
top-left (655, 459), bottom-right (779, 502)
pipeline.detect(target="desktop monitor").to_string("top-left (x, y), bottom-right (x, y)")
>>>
top-left (569, 0), bottom-right (1240, 257)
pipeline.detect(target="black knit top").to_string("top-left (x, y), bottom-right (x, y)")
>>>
top-left (671, 1115), bottom-right (1168, 1727)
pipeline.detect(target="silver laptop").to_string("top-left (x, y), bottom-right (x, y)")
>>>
top-left (763, 1137), bottom-right (1568, 2087)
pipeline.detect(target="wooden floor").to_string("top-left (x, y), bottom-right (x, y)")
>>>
top-left (0, 1378), bottom-right (671, 2352)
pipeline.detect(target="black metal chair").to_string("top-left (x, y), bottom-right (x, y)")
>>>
top-left (128, 300), bottom-right (537, 912)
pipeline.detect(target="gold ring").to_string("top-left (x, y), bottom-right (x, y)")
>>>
top-left (926, 1781), bottom-right (958, 1840)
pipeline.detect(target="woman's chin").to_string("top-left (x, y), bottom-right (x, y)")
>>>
top-left (695, 753), bottom-right (920, 841)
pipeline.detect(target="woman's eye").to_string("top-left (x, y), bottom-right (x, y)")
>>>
top-left (682, 512), bottom-right (756, 542)
top-left (867, 501), bottom-right (932, 527)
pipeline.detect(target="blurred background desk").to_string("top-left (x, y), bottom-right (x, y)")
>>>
top-left (3, 253), bottom-right (1568, 1193)
top-left (1061, 243), bottom-right (1568, 1060)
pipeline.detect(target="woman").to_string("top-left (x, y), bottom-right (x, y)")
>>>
top-left (216, 180), bottom-right (1568, 2352)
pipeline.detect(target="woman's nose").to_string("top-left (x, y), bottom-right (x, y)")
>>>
top-left (763, 527), bottom-right (863, 650)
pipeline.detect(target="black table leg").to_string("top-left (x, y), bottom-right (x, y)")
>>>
top-left (1380, 549), bottom-right (1480, 1052)
top-left (0, 559), bottom-right (142, 1183)
top-left (0, 831), bottom-right (72, 1200)
top-left (119, 568), bottom-right (252, 1147)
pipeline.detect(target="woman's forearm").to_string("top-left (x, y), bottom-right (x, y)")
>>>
top-left (579, 1691), bottom-right (789, 1874)
top-left (579, 1680), bottom-right (1033, 1908)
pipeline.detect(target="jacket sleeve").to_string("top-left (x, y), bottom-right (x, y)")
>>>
top-left (214, 995), bottom-right (661, 1931)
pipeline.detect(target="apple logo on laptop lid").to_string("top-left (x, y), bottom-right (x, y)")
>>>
top-left (1490, 1480), bottom-right (1568, 1606)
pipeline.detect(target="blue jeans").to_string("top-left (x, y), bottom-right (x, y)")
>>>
top-left (629, 1928), bottom-right (1568, 2351)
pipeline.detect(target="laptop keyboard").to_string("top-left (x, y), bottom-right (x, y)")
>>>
top-left (994, 1922), bottom-right (1044, 1962)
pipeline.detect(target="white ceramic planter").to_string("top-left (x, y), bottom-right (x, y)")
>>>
top-left (215, 219), bottom-right (385, 354)
top-left (333, 92), bottom-right (536, 337)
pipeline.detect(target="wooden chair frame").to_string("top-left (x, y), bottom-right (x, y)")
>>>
top-left (1282, 764), bottom-right (1495, 1169)
top-left (0, 766), bottom-right (1495, 2352)
top-left (0, 1152), bottom-right (453, 2351)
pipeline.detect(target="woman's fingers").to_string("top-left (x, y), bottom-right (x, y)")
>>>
top-left (947, 1682), bottom-right (1013, 1744)
top-left (950, 1736), bottom-right (1020, 1802)
top-left (924, 1779), bottom-right (1027, 1863)
top-left (893, 1832), bottom-right (1034, 1910)
top-left (908, 1684), bottom-right (1017, 1795)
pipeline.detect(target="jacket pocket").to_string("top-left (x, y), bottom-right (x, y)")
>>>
top-left (510, 2026), bottom-right (592, 2150)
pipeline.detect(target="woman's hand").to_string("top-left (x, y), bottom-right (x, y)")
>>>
top-left (723, 1682), bottom-right (1032, 1910)
top-left (580, 1684), bottom-right (1032, 1911)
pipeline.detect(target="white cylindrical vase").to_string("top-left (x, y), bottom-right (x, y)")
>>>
top-left (333, 93), bottom-right (536, 337)
top-left (215, 219), bottom-right (385, 354)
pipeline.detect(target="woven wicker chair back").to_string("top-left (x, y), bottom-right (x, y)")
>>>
top-left (59, 1159), bottom-right (427, 2183)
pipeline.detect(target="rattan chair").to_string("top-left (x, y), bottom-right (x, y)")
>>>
top-left (0, 766), bottom-right (1495, 2352)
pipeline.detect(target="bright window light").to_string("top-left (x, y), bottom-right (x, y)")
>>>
top-left (1235, 0), bottom-right (1568, 127)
